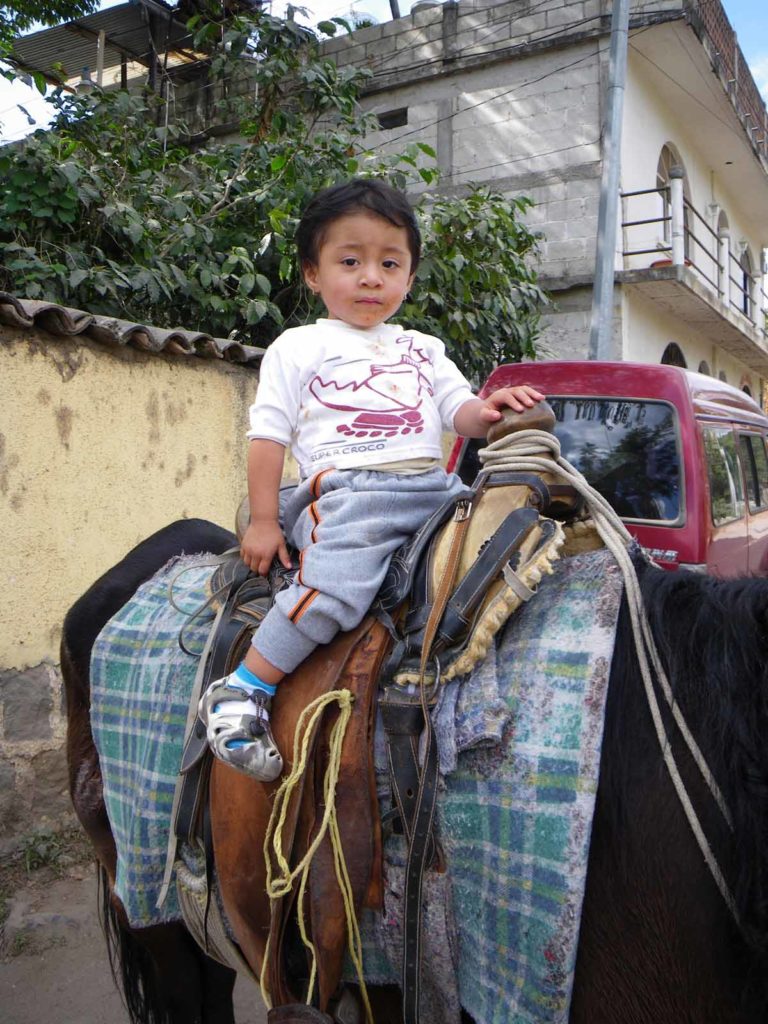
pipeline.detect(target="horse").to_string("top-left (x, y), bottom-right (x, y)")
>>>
top-left (61, 517), bottom-right (768, 1024)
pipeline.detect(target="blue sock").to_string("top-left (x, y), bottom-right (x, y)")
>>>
top-left (232, 662), bottom-right (277, 697)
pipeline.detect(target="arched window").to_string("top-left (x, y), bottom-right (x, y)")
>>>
top-left (656, 144), bottom-right (691, 259)
top-left (743, 385), bottom-right (753, 397)
top-left (739, 246), bottom-right (754, 319)
top-left (719, 370), bottom-right (728, 383)
top-left (661, 343), bottom-right (687, 368)
top-left (698, 360), bottom-right (711, 375)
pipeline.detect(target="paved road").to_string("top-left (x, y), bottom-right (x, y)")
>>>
top-left (1, 866), bottom-right (267, 1024)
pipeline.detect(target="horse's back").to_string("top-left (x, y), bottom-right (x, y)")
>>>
top-left (62, 518), bottom-right (235, 677)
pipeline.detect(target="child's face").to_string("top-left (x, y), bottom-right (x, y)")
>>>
top-left (303, 211), bottom-right (415, 330)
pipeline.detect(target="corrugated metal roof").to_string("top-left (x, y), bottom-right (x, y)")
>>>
top-left (0, 292), bottom-right (263, 365)
top-left (11, 1), bottom-right (196, 85)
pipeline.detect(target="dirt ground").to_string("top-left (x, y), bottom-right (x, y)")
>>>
top-left (0, 830), bottom-right (267, 1024)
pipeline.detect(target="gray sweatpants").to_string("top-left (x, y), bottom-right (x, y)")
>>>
top-left (253, 466), bottom-right (466, 674)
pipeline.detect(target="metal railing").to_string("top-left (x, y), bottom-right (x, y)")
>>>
top-left (621, 182), bottom-right (766, 336)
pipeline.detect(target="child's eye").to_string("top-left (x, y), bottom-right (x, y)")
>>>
top-left (341, 257), bottom-right (359, 267)
top-left (383, 259), bottom-right (400, 269)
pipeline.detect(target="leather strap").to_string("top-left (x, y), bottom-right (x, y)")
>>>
top-left (267, 1005), bottom-right (334, 1023)
top-left (380, 696), bottom-right (437, 863)
top-left (174, 562), bottom-right (252, 845)
top-left (401, 497), bottom-right (473, 1024)
top-left (472, 470), bottom-right (552, 509)
top-left (378, 488), bottom-right (475, 612)
top-left (180, 561), bottom-right (253, 774)
top-left (402, 506), bottom-right (539, 656)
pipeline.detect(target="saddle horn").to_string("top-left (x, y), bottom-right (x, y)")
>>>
top-left (485, 399), bottom-right (557, 445)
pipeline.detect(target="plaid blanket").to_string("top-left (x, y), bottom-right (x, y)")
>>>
top-left (90, 557), bottom-right (216, 925)
top-left (91, 547), bottom-right (622, 1024)
top-left (353, 547), bottom-right (623, 1024)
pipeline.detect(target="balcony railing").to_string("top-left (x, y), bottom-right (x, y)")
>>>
top-left (621, 178), bottom-right (767, 336)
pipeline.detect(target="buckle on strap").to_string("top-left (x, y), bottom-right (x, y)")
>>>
top-left (453, 498), bottom-right (472, 522)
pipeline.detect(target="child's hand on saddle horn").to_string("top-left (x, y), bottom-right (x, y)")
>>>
top-left (453, 385), bottom-right (546, 438)
top-left (479, 385), bottom-right (545, 423)
top-left (240, 519), bottom-right (292, 577)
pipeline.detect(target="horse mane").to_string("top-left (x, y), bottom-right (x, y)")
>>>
top-left (605, 562), bottom-right (768, 958)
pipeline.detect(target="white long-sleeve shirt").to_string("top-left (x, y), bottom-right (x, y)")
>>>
top-left (247, 319), bottom-right (475, 478)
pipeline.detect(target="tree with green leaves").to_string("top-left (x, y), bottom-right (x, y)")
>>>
top-left (0, 7), bottom-right (547, 382)
top-left (1, 1), bottom-right (98, 83)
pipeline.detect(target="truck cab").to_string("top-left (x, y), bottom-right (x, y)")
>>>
top-left (449, 361), bottom-right (768, 577)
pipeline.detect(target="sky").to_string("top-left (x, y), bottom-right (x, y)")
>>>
top-left (0, 0), bottom-right (766, 142)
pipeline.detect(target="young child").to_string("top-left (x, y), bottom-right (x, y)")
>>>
top-left (199, 178), bottom-right (543, 780)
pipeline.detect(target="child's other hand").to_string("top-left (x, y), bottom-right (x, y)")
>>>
top-left (479, 384), bottom-right (545, 423)
top-left (240, 519), bottom-right (291, 576)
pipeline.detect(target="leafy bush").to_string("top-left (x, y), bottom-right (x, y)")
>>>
top-left (0, 8), bottom-right (547, 381)
top-left (2, 1), bottom-right (98, 75)
top-left (405, 189), bottom-right (544, 383)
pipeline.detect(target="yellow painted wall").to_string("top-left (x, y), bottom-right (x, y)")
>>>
top-left (0, 329), bottom-right (256, 670)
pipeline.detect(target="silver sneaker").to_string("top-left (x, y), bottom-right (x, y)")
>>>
top-left (198, 677), bottom-right (284, 781)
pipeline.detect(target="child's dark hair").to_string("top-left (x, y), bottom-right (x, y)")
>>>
top-left (296, 178), bottom-right (421, 272)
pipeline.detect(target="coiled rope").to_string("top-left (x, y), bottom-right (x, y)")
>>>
top-left (260, 689), bottom-right (373, 1024)
top-left (480, 427), bottom-right (738, 922)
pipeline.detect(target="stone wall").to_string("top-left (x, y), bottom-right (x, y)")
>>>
top-left (0, 323), bottom-right (257, 846)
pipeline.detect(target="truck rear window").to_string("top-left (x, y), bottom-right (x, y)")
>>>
top-left (457, 397), bottom-right (682, 523)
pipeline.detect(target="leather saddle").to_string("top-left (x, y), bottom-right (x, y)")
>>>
top-left (173, 401), bottom-right (582, 1023)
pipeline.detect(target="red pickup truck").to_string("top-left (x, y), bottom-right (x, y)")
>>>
top-left (448, 361), bottom-right (768, 577)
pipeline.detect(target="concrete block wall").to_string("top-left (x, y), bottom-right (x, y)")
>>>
top-left (537, 284), bottom-right (595, 359)
top-left (362, 98), bottom-right (441, 173)
top-left (324, 0), bottom-right (612, 82)
top-left (327, 0), bottom-right (611, 285)
top-left (323, 0), bottom-right (687, 359)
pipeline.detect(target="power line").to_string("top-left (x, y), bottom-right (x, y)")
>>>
top-left (628, 38), bottom-right (762, 147)
top-left (449, 137), bottom-right (601, 181)
top-left (0, 29), bottom-right (604, 149)
top-left (379, 47), bottom-right (603, 150)
top-left (351, 23), bottom-right (653, 150)
top-left (364, 13), bottom-right (606, 80)
top-left (5, 0), bottom-right (602, 119)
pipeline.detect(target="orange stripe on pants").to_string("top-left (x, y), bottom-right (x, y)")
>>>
top-left (287, 588), bottom-right (319, 624)
top-left (309, 468), bottom-right (332, 498)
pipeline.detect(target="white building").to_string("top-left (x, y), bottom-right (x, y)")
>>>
top-left (324, 0), bottom-right (768, 397)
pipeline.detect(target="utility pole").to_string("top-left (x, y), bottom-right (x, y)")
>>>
top-left (588, 0), bottom-right (630, 359)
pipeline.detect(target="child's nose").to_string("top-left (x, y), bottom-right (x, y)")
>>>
top-left (360, 263), bottom-right (383, 286)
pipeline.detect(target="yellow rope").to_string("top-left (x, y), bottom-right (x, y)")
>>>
top-left (259, 689), bottom-right (373, 1023)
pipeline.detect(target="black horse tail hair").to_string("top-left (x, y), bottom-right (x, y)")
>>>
top-left (98, 864), bottom-right (170, 1024)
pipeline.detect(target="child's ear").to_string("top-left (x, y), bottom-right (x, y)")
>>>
top-left (302, 261), bottom-right (319, 294)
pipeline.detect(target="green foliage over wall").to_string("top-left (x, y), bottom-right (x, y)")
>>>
top-left (1, 8), bottom-right (548, 382)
